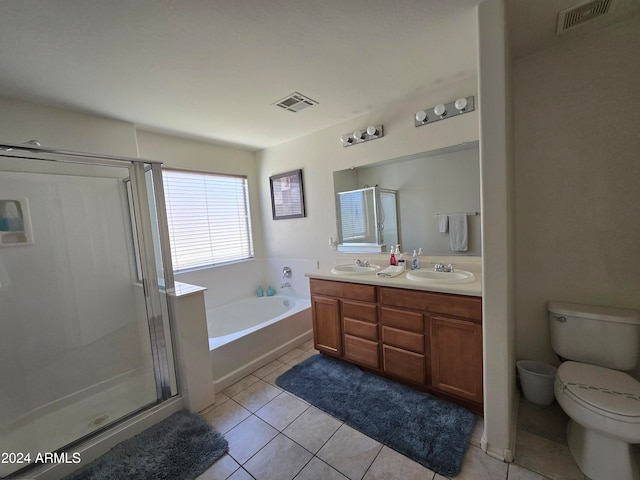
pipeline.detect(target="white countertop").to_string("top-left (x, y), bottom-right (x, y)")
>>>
top-left (306, 254), bottom-right (482, 297)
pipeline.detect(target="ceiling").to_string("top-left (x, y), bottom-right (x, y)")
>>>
top-left (0, 1), bottom-right (638, 151)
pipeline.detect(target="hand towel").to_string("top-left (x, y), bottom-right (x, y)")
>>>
top-left (376, 266), bottom-right (405, 278)
top-left (449, 213), bottom-right (468, 252)
top-left (437, 214), bottom-right (449, 233)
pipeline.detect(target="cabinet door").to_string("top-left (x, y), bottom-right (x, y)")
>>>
top-left (430, 315), bottom-right (483, 403)
top-left (312, 296), bottom-right (342, 356)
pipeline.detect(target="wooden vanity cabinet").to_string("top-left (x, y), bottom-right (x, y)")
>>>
top-left (310, 279), bottom-right (378, 366)
top-left (310, 278), bottom-right (483, 413)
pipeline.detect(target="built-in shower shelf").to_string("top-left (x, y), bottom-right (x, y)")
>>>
top-left (0, 198), bottom-right (34, 247)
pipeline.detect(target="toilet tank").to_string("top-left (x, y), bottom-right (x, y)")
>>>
top-left (548, 301), bottom-right (640, 371)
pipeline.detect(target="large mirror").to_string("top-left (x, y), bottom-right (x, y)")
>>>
top-left (333, 142), bottom-right (481, 255)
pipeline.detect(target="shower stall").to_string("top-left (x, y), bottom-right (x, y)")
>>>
top-left (0, 143), bottom-right (178, 478)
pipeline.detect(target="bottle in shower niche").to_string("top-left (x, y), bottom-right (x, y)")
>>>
top-left (0, 201), bottom-right (24, 232)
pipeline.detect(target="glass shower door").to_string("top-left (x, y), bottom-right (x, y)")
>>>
top-left (0, 155), bottom-right (174, 477)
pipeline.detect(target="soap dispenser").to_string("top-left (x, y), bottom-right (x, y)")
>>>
top-left (389, 245), bottom-right (397, 266)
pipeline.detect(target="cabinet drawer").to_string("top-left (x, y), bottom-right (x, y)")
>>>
top-left (382, 345), bottom-right (425, 384)
top-left (344, 318), bottom-right (378, 341)
top-left (381, 307), bottom-right (423, 332)
top-left (311, 279), bottom-right (377, 302)
top-left (382, 326), bottom-right (424, 354)
top-left (342, 300), bottom-right (377, 323)
top-left (345, 334), bottom-right (379, 369)
top-left (380, 287), bottom-right (481, 322)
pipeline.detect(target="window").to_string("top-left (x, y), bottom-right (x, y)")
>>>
top-left (162, 169), bottom-right (254, 272)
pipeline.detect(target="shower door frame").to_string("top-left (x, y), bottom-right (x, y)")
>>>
top-left (0, 142), bottom-right (178, 404)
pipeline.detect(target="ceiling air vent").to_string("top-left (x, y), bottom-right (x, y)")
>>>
top-left (557, 0), bottom-right (612, 34)
top-left (273, 92), bottom-right (318, 113)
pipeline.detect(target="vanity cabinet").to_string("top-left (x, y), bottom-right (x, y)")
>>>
top-left (310, 278), bottom-right (483, 414)
top-left (310, 279), bottom-right (378, 365)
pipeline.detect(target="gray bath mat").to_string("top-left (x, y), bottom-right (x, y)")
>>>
top-left (276, 354), bottom-right (475, 476)
top-left (65, 409), bottom-right (228, 480)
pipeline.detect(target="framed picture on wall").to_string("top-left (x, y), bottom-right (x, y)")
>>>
top-left (269, 169), bottom-right (306, 220)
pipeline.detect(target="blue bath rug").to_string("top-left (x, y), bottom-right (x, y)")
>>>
top-left (276, 354), bottom-right (476, 476)
top-left (64, 409), bottom-right (228, 480)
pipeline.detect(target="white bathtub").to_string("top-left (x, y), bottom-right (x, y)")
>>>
top-left (207, 294), bottom-right (312, 390)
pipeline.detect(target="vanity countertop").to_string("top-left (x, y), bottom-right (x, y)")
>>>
top-left (306, 255), bottom-right (482, 297)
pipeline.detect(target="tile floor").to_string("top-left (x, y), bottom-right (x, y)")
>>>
top-left (197, 341), bottom-right (588, 480)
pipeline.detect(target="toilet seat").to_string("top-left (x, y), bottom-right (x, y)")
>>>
top-left (556, 362), bottom-right (640, 423)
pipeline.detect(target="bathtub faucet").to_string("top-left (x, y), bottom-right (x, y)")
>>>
top-left (281, 282), bottom-right (291, 288)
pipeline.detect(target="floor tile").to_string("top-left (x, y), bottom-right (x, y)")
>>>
top-left (232, 379), bottom-right (282, 412)
top-left (196, 454), bottom-right (240, 480)
top-left (203, 399), bottom-right (251, 434)
top-left (223, 374), bottom-right (260, 397)
top-left (295, 456), bottom-right (349, 480)
top-left (261, 363), bottom-right (293, 386)
top-left (508, 463), bottom-right (551, 480)
top-left (517, 396), bottom-right (569, 446)
top-left (454, 444), bottom-right (509, 480)
top-left (515, 430), bottom-right (584, 480)
top-left (279, 348), bottom-right (307, 364)
top-left (283, 406), bottom-right (343, 454)
top-left (287, 351), bottom-right (316, 366)
top-left (253, 360), bottom-right (286, 379)
top-left (225, 415), bottom-right (278, 464)
top-left (317, 424), bottom-right (382, 480)
top-left (363, 446), bottom-right (435, 480)
top-left (227, 468), bottom-right (254, 480)
top-left (244, 433), bottom-right (313, 480)
top-left (256, 391), bottom-right (309, 430)
top-left (300, 339), bottom-right (315, 351)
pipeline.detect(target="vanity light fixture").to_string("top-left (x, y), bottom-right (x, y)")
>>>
top-left (414, 96), bottom-right (475, 128)
top-left (341, 124), bottom-right (384, 147)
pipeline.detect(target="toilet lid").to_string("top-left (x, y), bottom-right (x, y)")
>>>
top-left (557, 362), bottom-right (640, 418)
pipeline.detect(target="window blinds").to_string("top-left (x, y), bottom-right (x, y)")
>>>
top-left (162, 170), bottom-right (254, 271)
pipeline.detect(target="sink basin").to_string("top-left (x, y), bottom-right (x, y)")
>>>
top-left (331, 264), bottom-right (381, 275)
top-left (406, 269), bottom-right (475, 284)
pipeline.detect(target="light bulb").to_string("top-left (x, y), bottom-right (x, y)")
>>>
top-left (434, 104), bottom-right (446, 117)
top-left (455, 97), bottom-right (468, 111)
top-left (415, 110), bottom-right (427, 123)
top-left (353, 130), bottom-right (364, 141)
top-left (341, 135), bottom-right (353, 145)
top-left (366, 125), bottom-right (378, 136)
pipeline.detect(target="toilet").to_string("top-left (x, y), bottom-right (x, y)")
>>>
top-left (548, 301), bottom-right (640, 480)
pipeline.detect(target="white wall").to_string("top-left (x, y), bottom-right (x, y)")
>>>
top-left (477, 0), bottom-right (516, 461)
top-left (0, 97), bottom-right (138, 156)
top-left (513, 15), bottom-right (640, 379)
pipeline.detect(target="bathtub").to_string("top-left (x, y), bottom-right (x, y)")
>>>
top-left (207, 294), bottom-right (312, 390)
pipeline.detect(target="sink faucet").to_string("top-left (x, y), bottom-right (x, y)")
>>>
top-left (434, 263), bottom-right (455, 272)
top-left (355, 259), bottom-right (370, 267)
